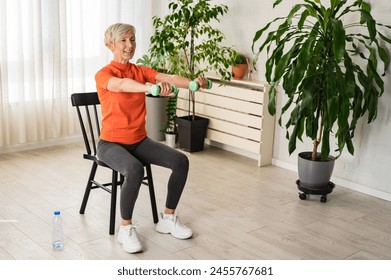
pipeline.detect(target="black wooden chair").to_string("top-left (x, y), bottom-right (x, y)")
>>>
top-left (71, 92), bottom-right (158, 235)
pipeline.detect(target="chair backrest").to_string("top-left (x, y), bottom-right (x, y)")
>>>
top-left (71, 92), bottom-right (101, 156)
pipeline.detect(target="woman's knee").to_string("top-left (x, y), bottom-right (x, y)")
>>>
top-left (172, 152), bottom-right (189, 172)
top-left (123, 161), bottom-right (145, 179)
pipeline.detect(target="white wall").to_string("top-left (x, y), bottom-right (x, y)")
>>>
top-left (206, 0), bottom-right (391, 201)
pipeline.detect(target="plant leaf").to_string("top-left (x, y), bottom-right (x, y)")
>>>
top-left (252, 17), bottom-right (285, 52)
top-left (331, 19), bottom-right (345, 62)
top-left (360, 10), bottom-right (376, 42)
top-left (320, 130), bottom-right (330, 160)
top-left (267, 84), bottom-right (278, 116)
top-left (273, 0), bottom-right (284, 8)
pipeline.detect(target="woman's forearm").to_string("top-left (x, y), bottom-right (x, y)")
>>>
top-left (107, 77), bottom-right (151, 93)
top-left (155, 73), bottom-right (190, 89)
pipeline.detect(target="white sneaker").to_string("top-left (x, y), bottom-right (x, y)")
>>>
top-left (117, 224), bottom-right (143, 253)
top-left (155, 213), bottom-right (193, 239)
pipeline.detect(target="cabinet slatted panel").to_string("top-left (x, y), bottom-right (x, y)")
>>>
top-left (177, 77), bottom-right (275, 166)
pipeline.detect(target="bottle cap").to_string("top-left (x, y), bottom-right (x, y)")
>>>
top-left (54, 211), bottom-right (60, 215)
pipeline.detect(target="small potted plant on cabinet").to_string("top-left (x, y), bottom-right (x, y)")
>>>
top-left (232, 52), bottom-right (248, 80)
top-left (149, 0), bottom-right (236, 152)
top-left (252, 0), bottom-right (391, 202)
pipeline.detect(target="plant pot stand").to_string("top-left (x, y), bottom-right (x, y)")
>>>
top-left (296, 180), bottom-right (335, 203)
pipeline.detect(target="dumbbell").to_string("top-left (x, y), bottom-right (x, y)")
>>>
top-left (189, 79), bottom-right (213, 91)
top-left (150, 84), bottom-right (179, 97)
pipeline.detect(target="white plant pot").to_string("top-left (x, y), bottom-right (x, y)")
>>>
top-left (165, 133), bottom-right (177, 148)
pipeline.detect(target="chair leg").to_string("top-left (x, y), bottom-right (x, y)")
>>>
top-left (109, 171), bottom-right (118, 235)
top-left (145, 164), bottom-right (159, 223)
top-left (80, 162), bottom-right (98, 214)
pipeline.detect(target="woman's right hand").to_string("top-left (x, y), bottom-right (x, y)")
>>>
top-left (156, 82), bottom-right (176, 96)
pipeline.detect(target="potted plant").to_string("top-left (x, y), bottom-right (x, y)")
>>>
top-left (232, 52), bottom-right (248, 80)
top-left (149, 0), bottom-right (236, 152)
top-left (252, 0), bottom-right (391, 202)
top-left (160, 95), bottom-right (178, 148)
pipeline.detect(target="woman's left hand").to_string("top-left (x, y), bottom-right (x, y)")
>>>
top-left (157, 82), bottom-right (175, 96)
top-left (195, 77), bottom-right (208, 91)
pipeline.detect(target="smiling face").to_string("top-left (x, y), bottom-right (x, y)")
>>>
top-left (108, 29), bottom-right (136, 64)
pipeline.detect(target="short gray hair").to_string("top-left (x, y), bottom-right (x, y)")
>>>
top-left (104, 23), bottom-right (136, 46)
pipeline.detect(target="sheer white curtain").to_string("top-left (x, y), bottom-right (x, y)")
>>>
top-left (0, 0), bottom-right (153, 150)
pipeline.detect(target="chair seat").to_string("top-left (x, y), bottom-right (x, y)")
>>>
top-left (83, 154), bottom-right (111, 168)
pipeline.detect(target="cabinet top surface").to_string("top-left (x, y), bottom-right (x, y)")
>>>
top-left (205, 72), bottom-right (266, 90)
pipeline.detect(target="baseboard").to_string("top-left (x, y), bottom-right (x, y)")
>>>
top-left (0, 136), bottom-right (83, 154)
top-left (205, 139), bottom-right (259, 161)
top-left (330, 177), bottom-right (391, 202)
top-left (272, 158), bottom-right (297, 172)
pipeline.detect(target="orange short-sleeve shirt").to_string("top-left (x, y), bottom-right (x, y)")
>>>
top-left (95, 61), bottom-right (158, 144)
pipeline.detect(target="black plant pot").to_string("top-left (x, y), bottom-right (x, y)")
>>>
top-left (176, 115), bottom-right (209, 152)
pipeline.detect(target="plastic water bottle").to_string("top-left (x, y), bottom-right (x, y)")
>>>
top-left (52, 210), bottom-right (64, 249)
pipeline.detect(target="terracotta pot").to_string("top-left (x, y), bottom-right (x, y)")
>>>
top-left (232, 64), bottom-right (247, 80)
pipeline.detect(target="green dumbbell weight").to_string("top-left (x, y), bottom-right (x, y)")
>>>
top-left (150, 84), bottom-right (179, 96)
top-left (189, 79), bottom-right (213, 91)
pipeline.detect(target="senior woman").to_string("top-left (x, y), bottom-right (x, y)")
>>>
top-left (95, 23), bottom-right (208, 253)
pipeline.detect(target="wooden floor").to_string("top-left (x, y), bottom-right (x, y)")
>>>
top-left (0, 142), bottom-right (391, 260)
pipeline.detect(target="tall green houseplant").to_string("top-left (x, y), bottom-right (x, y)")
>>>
top-left (252, 0), bottom-right (391, 161)
top-left (149, 0), bottom-right (235, 120)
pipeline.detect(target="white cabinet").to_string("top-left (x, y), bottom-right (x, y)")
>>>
top-left (177, 77), bottom-right (275, 167)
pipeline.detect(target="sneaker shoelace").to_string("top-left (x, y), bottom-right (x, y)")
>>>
top-left (127, 224), bottom-right (141, 242)
top-left (172, 215), bottom-right (187, 230)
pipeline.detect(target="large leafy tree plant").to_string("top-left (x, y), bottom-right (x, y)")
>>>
top-left (149, 0), bottom-right (236, 121)
top-left (252, 0), bottom-right (391, 161)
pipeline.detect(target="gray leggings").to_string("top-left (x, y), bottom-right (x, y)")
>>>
top-left (97, 137), bottom-right (189, 220)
